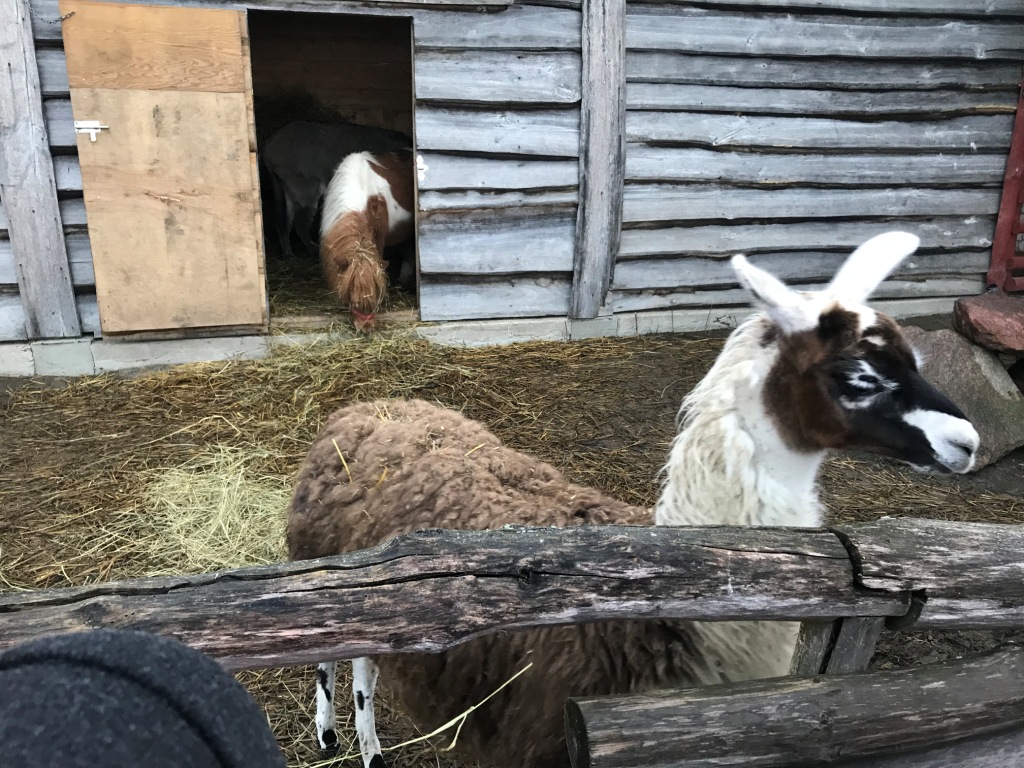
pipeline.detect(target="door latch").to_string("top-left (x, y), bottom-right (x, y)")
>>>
top-left (74, 120), bottom-right (109, 141)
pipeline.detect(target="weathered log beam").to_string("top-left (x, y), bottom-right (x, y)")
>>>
top-left (0, 525), bottom-right (905, 670)
top-left (836, 517), bottom-right (1024, 629)
top-left (565, 644), bottom-right (1024, 768)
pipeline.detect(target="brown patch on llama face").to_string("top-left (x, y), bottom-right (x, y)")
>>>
top-left (763, 306), bottom-right (861, 452)
top-left (859, 314), bottom-right (917, 369)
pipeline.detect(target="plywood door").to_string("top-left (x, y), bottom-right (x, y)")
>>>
top-left (60, 0), bottom-right (267, 334)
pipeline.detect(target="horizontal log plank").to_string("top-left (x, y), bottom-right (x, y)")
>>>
top-left (0, 196), bottom-right (86, 233)
top-left (416, 107), bottom-right (580, 157)
top-left (612, 251), bottom-right (990, 290)
top-left (419, 188), bottom-right (578, 213)
top-left (625, 147), bottom-right (1009, 185)
top-left (627, 83), bottom-right (1019, 116)
top-left (565, 645), bottom-right (1024, 768)
top-left (415, 50), bottom-right (581, 105)
top-left (0, 293), bottom-right (27, 341)
top-left (0, 289), bottom-right (98, 341)
top-left (0, 525), bottom-right (906, 669)
top-left (626, 112), bottom-right (1015, 152)
top-left (621, 185), bottom-right (1002, 225)
top-left (0, 231), bottom-right (93, 287)
top-left (412, 5), bottom-right (581, 50)
top-left (54, 156), bottom-right (81, 192)
top-left (618, 217), bottom-right (994, 258)
top-left (836, 517), bottom-right (1024, 629)
top-left (625, 8), bottom-right (1024, 60)
top-left (625, 0), bottom-right (1024, 16)
top-left (419, 213), bottom-right (576, 273)
top-left (417, 153), bottom-right (579, 191)
top-left (610, 277), bottom-right (984, 313)
top-left (626, 53), bottom-right (1024, 90)
top-left (37, 49), bottom-right (69, 97)
top-left (419, 275), bottom-right (572, 320)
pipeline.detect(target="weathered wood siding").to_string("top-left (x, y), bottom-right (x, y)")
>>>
top-left (612, 0), bottom-right (1024, 314)
top-left (414, 3), bottom-right (582, 321)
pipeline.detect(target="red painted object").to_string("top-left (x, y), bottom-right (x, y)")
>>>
top-left (988, 84), bottom-right (1024, 293)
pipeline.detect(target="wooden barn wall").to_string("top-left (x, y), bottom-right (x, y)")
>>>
top-left (4, 0), bottom-right (581, 331)
top-left (612, 1), bottom-right (1024, 314)
top-left (412, 2), bottom-right (582, 322)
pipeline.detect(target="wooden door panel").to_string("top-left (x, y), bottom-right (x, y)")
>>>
top-left (75, 89), bottom-right (264, 331)
top-left (61, 2), bottom-right (246, 92)
top-left (61, 0), bottom-right (267, 334)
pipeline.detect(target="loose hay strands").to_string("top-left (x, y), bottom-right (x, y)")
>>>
top-left (2, 331), bottom-right (1023, 768)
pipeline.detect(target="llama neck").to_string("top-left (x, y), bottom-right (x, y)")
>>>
top-left (655, 316), bottom-right (825, 528)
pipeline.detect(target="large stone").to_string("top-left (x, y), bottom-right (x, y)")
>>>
top-left (902, 326), bottom-right (1024, 471)
top-left (953, 293), bottom-right (1024, 355)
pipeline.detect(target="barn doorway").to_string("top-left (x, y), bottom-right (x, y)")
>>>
top-left (248, 12), bottom-right (417, 332)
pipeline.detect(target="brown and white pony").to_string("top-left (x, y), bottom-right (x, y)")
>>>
top-left (319, 150), bottom-right (414, 332)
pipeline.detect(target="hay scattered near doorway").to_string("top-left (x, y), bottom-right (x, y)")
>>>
top-left (2, 330), bottom-right (1022, 767)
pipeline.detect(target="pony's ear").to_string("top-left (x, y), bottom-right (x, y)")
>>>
top-left (732, 254), bottom-right (817, 334)
top-left (827, 231), bottom-right (920, 305)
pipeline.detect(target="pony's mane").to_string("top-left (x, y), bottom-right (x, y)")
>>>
top-left (320, 205), bottom-right (388, 325)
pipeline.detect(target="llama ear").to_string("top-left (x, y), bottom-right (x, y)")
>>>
top-left (732, 254), bottom-right (816, 334)
top-left (827, 231), bottom-right (920, 305)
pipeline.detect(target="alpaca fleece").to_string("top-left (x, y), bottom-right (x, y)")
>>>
top-left (286, 399), bottom-right (764, 767)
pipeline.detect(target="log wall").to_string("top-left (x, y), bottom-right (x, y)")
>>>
top-left (2, 0), bottom-right (1021, 339)
top-left (612, 0), bottom-right (1024, 314)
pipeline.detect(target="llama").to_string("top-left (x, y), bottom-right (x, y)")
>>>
top-left (286, 232), bottom-right (980, 768)
top-left (319, 149), bottom-right (414, 333)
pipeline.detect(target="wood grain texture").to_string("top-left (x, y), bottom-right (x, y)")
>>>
top-left (626, 146), bottom-right (1009, 185)
top-left (618, 217), bottom-right (995, 259)
top-left (416, 107), bottom-right (580, 157)
top-left (626, 112), bottom-right (1015, 152)
top-left (565, 645), bottom-right (1024, 768)
top-left (0, 293), bottom-right (28, 340)
top-left (836, 517), bottom-right (1024, 628)
top-left (612, 250), bottom-right (991, 291)
top-left (626, 0), bottom-right (1024, 15)
top-left (611, 277), bottom-right (985, 313)
top-left (415, 50), bottom-right (581, 105)
top-left (418, 188), bottom-right (578, 213)
top-left (626, 52), bottom-right (1024, 90)
top-left (0, 525), bottom-right (906, 669)
top-left (72, 87), bottom-right (265, 333)
top-left (622, 185), bottom-right (1002, 225)
top-left (824, 617), bottom-right (885, 674)
top-left (0, 0), bottom-right (80, 338)
top-left (416, 153), bottom-right (579, 191)
top-left (625, 8), bottom-right (1024, 60)
top-left (571, 0), bottom-right (625, 318)
top-left (0, 232), bottom-right (93, 286)
top-left (413, 5), bottom-right (580, 50)
top-left (59, 0), bottom-right (247, 92)
top-left (0, 197), bottom-right (86, 233)
top-left (419, 212), bottom-right (576, 273)
top-left (627, 83), bottom-right (1019, 116)
top-left (419, 274), bottom-right (572, 320)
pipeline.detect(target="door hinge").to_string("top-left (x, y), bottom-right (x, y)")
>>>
top-left (74, 120), bottom-right (109, 141)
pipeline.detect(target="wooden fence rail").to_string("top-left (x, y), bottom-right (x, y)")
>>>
top-left (1, 518), bottom-right (1022, 672)
top-left (565, 645), bottom-right (1024, 768)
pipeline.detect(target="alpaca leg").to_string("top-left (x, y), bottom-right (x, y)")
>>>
top-left (352, 656), bottom-right (387, 768)
top-left (315, 661), bottom-right (338, 750)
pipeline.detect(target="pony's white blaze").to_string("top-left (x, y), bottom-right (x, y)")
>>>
top-left (902, 409), bottom-right (980, 474)
top-left (320, 152), bottom-right (412, 244)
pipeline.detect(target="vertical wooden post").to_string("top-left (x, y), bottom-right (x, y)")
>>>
top-left (570, 0), bottom-right (625, 319)
top-left (0, 0), bottom-right (81, 338)
top-left (791, 617), bottom-right (886, 676)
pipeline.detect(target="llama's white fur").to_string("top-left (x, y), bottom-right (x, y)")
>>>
top-left (290, 231), bottom-right (979, 768)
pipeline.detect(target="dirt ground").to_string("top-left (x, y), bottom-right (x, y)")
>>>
top-left (1, 330), bottom-right (1022, 765)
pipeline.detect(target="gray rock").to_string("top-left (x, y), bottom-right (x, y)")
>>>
top-left (903, 326), bottom-right (1024, 471)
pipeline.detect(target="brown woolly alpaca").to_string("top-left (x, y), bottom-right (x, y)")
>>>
top-left (288, 233), bottom-right (981, 768)
top-left (319, 150), bottom-right (413, 333)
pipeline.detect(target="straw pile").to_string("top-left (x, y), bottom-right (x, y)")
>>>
top-left (1, 331), bottom-right (1021, 766)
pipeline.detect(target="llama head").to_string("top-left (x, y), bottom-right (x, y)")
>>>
top-left (731, 232), bottom-right (978, 474)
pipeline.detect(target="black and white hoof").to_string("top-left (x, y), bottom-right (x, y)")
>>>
top-left (369, 754), bottom-right (388, 768)
top-left (319, 728), bottom-right (339, 752)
